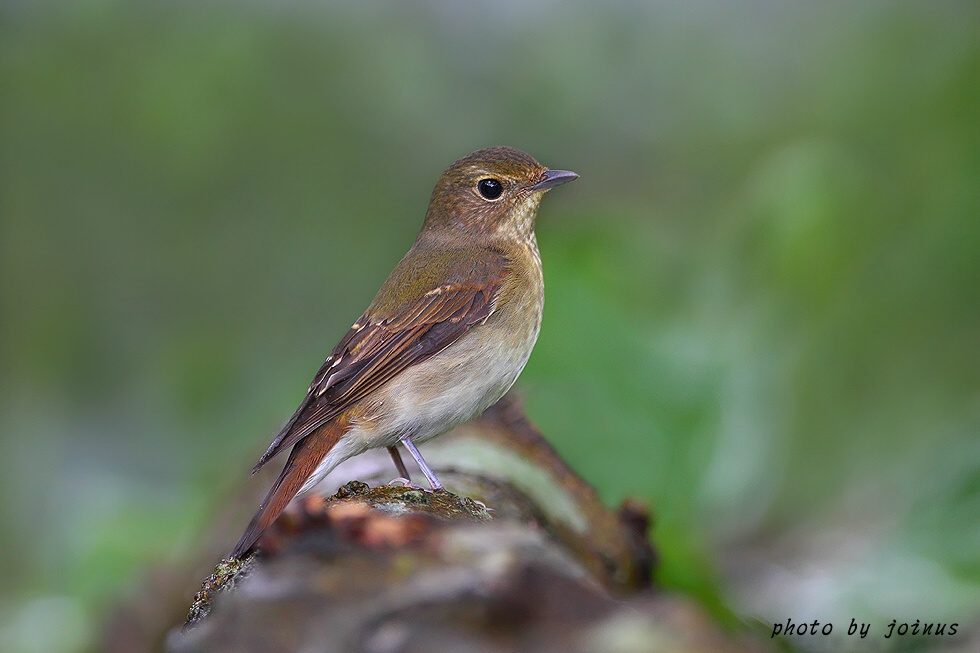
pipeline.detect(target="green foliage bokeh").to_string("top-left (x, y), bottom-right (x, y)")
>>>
top-left (1, 2), bottom-right (977, 651)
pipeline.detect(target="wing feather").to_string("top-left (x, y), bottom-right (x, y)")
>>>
top-left (251, 255), bottom-right (508, 473)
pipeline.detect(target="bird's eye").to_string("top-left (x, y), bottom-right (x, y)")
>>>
top-left (477, 178), bottom-right (503, 200)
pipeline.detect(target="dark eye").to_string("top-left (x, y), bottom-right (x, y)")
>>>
top-left (477, 178), bottom-right (503, 200)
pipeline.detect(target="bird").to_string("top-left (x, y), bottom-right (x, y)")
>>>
top-left (231, 146), bottom-right (578, 558)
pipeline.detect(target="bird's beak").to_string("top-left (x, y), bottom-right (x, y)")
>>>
top-left (531, 169), bottom-right (579, 191)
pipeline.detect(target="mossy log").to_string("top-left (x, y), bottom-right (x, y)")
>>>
top-left (102, 395), bottom-right (773, 652)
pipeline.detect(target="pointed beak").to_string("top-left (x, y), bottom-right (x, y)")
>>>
top-left (531, 169), bottom-right (579, 191)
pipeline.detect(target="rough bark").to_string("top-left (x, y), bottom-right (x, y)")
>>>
top-left (102, 394), bottom-right (774, 652)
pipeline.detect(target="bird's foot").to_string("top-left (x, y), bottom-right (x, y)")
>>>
top-left (470, 498), bottom-right (494, 513)
top-left (387, 477), bottom-right (431, 492)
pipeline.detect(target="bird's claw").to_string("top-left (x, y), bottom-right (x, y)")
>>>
top-left (470, 498), bottom-right (494, 513)
top-left (387, 477), bottom-right (430, 492)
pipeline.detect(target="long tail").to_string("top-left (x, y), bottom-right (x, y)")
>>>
top-left (231, 417), bottom-right (348, 558)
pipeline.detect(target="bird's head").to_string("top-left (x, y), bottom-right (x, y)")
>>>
top-left (422, 146), bottom-right (578, 241)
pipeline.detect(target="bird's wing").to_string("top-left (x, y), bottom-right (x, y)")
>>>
top-left (251, 249), bottom-right (509, 472)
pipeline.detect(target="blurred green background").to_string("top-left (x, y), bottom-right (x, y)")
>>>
top-left (2, 1), bottom-right (977, 651)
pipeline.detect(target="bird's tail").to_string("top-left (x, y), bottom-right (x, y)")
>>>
top-left (231, 417), bottom-right (349, 558)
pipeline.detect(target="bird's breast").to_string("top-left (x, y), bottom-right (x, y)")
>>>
top-left (355, 241), bottom-right (544, 447)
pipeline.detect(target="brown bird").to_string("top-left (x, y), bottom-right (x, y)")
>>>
top-left (231, 146), bottom-right (577, 558)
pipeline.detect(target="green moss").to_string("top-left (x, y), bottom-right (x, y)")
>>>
top-left (185, 556), bottom-right (256, 626)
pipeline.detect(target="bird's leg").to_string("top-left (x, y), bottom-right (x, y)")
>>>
top-left (386, 445), bottom-right (411, 481)
top-left (399, 437), bottom-right (443, 490)
top-left (386, 444), bottom-right (428, 490)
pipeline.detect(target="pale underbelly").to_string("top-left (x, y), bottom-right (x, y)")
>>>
top-left (356, 323), bottom-right (534, 446)
top-left (298, 314), bottom-right (540, 494)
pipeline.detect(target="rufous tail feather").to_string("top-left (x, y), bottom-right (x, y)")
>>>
top-left (231, 417), bottom-right (348, 558)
